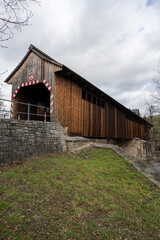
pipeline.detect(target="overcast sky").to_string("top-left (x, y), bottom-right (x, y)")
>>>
top-left (0, 0), bottom-right (160, 115)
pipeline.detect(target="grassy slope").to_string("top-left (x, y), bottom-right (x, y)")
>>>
top-left (0, 148), bottom-right (160, 240)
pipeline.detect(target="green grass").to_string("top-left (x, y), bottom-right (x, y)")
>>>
top-left (0, 148), bottom-right (160, 240)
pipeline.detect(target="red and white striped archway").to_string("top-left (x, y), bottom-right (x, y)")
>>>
top-left (10, 80), bottom-right (53, 119)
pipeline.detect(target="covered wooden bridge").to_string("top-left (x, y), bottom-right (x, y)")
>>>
top-left (5, 44), bottom-right (152, 140)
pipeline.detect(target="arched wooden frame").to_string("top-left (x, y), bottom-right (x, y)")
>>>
top-left (10, 80), bottom-right (53, 120)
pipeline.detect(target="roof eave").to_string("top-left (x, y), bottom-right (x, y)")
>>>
top-left (4, 48), bottom-right (31, 83)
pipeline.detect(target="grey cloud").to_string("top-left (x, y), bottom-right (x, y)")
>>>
top-left (0, 0), bottom-right (160, 115)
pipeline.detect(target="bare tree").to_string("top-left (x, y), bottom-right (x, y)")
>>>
top-left (145, 64), bottom-right (160, 117)
top-left (153, 74), bottom-right (160, 113)
top-left (145, 95), bottom-right (156, 123)
top-left (0, 69), bottom-right (8, 75)
top-left (0, 0), bottom-right (39, 47)
top-left (0, 85), bottom-right (7, 118)
top-left (0, 1), bottom-right (40, 116)
top-left (0, 83), bottom-right (10, 118)
top-left (0, 90), bottom-right (4, 117)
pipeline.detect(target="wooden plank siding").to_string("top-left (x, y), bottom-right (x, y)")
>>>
top-left (54, 72), bottom-right (148, 139)
top-left (8, 52), bottom-right (61, 97)
top-left (54, 73), bottom-right (82, 135)
top-left (108, 103), bottom-right (115, 138)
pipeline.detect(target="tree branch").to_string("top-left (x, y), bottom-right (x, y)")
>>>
top-left (0, 0), bottom-right (40, 47)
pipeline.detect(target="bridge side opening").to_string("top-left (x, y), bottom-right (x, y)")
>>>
top-left (13, 82), bottom-right (50, 121)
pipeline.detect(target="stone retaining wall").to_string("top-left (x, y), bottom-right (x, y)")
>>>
top-left (108, 138), bottom-right (152, 160)
top-left (0, 119), bottom-right (67, 165)
top-left (151, 151), bottom-right (160, 162)
top-left (91, 139), bottom-right (108, 144)
top-left (0, 119), bottom-right (154, 165)
top-left (65, 137), bottom-right (92, 152)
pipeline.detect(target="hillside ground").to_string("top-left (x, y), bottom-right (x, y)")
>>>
top-left (0, 148), bottom-right (160, 240)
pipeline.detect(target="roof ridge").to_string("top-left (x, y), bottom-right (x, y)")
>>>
top-left (4, 44), bottom-right (62, 83)
top-left (28, 44), bottom-right (62, 66)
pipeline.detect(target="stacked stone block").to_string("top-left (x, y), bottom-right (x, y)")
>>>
top-left (0, 119), bottom-right (67, 165)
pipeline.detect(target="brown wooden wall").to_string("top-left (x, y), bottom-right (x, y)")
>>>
top-left (54, 72), bottom-right (148, 139)
top-left (54, 73), bottom-right (82, 135)
top-left (8, 52), bottom-right (61, 96)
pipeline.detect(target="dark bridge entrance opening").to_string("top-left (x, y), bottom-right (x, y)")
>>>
top-left (14, 82), bottom-right (50, 121)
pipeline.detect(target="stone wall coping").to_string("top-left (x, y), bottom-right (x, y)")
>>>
top-left (64, 137), bottom-right (90, 142)
top-left (0, 119), bottom-right (61, 125)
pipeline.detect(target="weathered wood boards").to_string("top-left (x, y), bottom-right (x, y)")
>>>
top-left (54, 72), bottom-right (150, 139)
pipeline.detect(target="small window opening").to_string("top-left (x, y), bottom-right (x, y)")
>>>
top-left (102, 101), bottom-right (105, 108)
top-left (87, 93), bottom-right (91, 102)
top-left (82, 90), bottom-right (86, 100)
top-left (97, 99), bottom-right (101, 106)
top-left (93, 96), bottom-right (96, 104)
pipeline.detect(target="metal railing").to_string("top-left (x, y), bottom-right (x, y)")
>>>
top-left (0, 98), bottom-right (51, 121)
